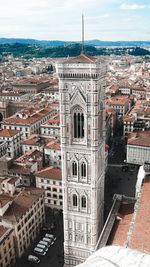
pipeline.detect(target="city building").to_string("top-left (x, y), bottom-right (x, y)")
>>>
top-left (106, 96), bottom-right (129, 116)
top-left (40, 114), bottom-right (60, 137)
top-left (0, 139), bottom-right (8, 158)
top-left (127, 130), bottom-right (150, 165)
top-left (12, 78), bottom-right (50, 94)
top-left (21, 134), bottom-right (54, 154)
top-left (44, 139), bottom-right (61, 167)
top-left (0, 176), bottom-right (20, 196)
top-left (0, 129), bottom-right (22, 158)
top-left (0, 226), bottom-right (16, 266)
top-left (0, 188), bottom-right (45, 258)
top-left (35, 166), bottom-right (62, 210)
top-left (8, 149), bottom-right (43, 186)
top-left (1, 107), bottom-right (56, 139)
top-left (57, 52), bottom-right (107, 266)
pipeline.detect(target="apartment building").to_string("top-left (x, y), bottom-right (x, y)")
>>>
top-left (44, 139), bottom-right (61, 167)
top-left (0, 188), bottom-right (45, 258)
top-left (12, 78), bottom-right (49, 94)
top-left (0, 129), bottom-right (22, 159)
top-left (1, 107), bottom-right (56, 140)
top-left (0, 176), bottom-right (20, 196)
top-left (123, 116), bottom-right (135, 137)
top-left (106, 96), bottom-right (129, 116)
top-left (35, 166), bottom-right (62, 210)
top-left (40, 114), bottom-right (60, 137)
top-left (127, 130), bottom-right (150, 165)
top-left (21, 134), bottom-right (54, 155)
top-left (0, 226), bottom-right (15, 266)
top-left (0, 91), bottom-right (28, 101)
top-left (0, 139), bottom-right (8, 158)
top-left (8, 149), bottom-right (43, 186)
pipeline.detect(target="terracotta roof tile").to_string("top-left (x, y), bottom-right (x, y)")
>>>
top-left (64, 53), bottom-right (97, 64)
top-left (128, 175), bottom-right (150, 253)
top-left (128, 130), bottom-right (150, 147)
top-left (3, 188), bottom-right (44, 221)
top-left (35, 166), bottom-right (62, 180)
top-left (108, 203), bottom-right (134, 246)
top-left (0, 129), bottom-right (20, 137)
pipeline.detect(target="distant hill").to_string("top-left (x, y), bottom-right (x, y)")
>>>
top-left (0, 38), bottom-right (150, 48)
top-left (0, 43), bottom-right (150, 59)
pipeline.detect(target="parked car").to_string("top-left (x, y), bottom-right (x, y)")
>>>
top-left (39, 240), bottom-right (50, 248)
top-left (34, 247), bottom-right (46, 256)
top-left (45, 233), bottom-right (56, 241)
top-left (43, 237), bottom-right (54, 245)
top-left (28, 255), bottom-right (40, 264)
top-left (37, 243), bottom-right (48, 252)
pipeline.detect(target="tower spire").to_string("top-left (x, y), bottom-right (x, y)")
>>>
top-left (82, 14), bottom-right (84, 54)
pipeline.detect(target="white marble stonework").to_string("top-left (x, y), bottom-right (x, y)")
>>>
top-left (56, 54), bottom-right (107, 266)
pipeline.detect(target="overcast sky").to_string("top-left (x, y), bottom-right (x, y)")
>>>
top-left (0, 0), bottom-right (150, 41)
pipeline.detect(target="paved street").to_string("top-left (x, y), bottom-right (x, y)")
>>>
top-left (15, 211), bottom-right (64, 267)
top-left (105, 136), bottom-right (138, 219)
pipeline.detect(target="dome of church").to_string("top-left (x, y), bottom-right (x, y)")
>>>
top-left (76, 246), bottom-right (150, 267)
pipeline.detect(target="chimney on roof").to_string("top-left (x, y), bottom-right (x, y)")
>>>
top-left (135, 132), bottom-right (139, 138)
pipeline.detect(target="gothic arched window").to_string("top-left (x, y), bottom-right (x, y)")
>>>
top-left (73, 194), bottom-right (77, 207)
top-left (74, 111), bottom-right (84, 138)
top-left (72, 161), bottom-right (77, 176)
top-left (81, 162), bottom-right (86, 178)
top-left (81, 195), bottom-right (86, 208)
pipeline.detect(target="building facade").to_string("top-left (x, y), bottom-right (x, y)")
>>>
top-left (0, 226), bottom-right (16, 267)
top-left (57, 53), bottom-right (107, 266)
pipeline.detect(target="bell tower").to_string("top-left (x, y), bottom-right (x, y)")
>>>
top-left (56, 52), bottom-right (107, 266)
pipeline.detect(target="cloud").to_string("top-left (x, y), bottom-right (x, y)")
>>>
top-left (120, 3), bottom-right (147, 10)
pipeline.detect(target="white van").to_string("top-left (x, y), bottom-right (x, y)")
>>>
top-left (37, 243), bottom-right (48, 252)
top-left (34, 247), bottom-right (46, 256)
top-left (45, 233), bottom-right (56, 241)
top-left (39, 240), bottom-right (50, 248)
top-left (43, 237), bottom-right (54, 245)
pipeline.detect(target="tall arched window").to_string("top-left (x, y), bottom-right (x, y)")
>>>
top-left (81, 162), bottom-right (86, 178)
top-left (73, 194), bottom-right (77, 207)
top-left (74, 111), bottom-right (84, 138)
top-left (72, 161), bottom-right (77, 176)
top-left (81, 195), bottom-right (86, 208)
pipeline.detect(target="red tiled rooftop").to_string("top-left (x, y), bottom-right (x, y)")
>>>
top-left (64, 53), bottom-right (97, 64)
top-left (0, 129), bottom-right (20, 137)
top-left (108, 203), bottom-right (134, 246)
top-left (46, 140), bottom-right (61, 150)
top-left (35, 166), bottom-right (62, 180)
top-left (3, 188), bottom-right (44, 221)
top-left (128, 130), bottom-right (150, 147)
top-left (128, 175), bottom-right (150, 253)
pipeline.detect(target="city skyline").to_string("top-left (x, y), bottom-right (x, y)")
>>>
top-left (0, 0), bottom-right (150, 42)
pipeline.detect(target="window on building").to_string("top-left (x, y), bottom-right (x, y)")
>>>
top-left (81, 162), bottom-right (86, 178)
top-left (53, 188), bottom-right (57, 192)
top-left (72, 161), bottom-right (77, 176)
top-left (53, 194), bottom-right (57, 198)
top-left (74, 112), bottom-right (84, 138)
top-left (81, 196), bottom-right (86, 208)
top-left (73, 194), bottom-right (77, 207)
